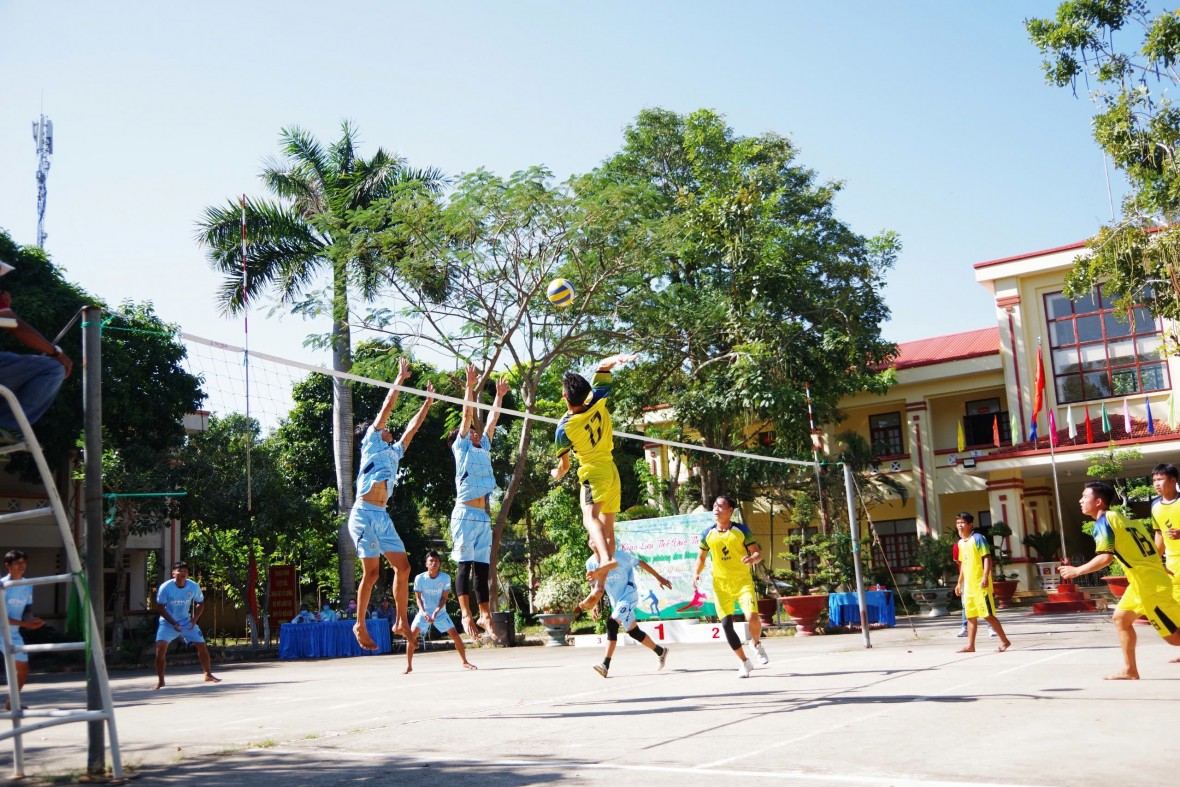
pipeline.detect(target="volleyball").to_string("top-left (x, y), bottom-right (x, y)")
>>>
top-left (546, 278), bottom-right (575, 307)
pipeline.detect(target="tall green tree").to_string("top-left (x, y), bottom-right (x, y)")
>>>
top-left (355, 167), bottom-right (643, 607)
top-left (1028, 2), bottom-right (1180, 322)
top-left (195, 122), bottom-right (444, 600)
top-left (583, 108), bottom-right (899, 504)
top-left (181, 413), bottom-right (319, 645)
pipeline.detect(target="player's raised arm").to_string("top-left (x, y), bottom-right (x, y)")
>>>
top-left (376, 358), bottom-right (412, 429)
top-left (399, 382), bottom-right (436, 450)
top-left (485, 375), bottom-right (509, 439)
top-left (597, 352), bottom-right (637, 372)
top-left (458, 363), bottom-right (477, 440)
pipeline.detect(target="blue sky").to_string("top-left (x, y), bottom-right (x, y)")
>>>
top-left (0, 1), bottom-right (1121, 372)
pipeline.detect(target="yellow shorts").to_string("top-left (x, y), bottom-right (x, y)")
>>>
top-left (712, 578), bottom-right (757, 619)
top-left (577, 462), bottom-right (621, 515)
top-left (963, 591), bottom-right (996, 620)
top-left (1117, 575), bottom-right (1180, 637)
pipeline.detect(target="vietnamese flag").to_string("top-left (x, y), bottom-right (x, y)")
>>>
top-left (1085, 405), bottom-right (1094, 443)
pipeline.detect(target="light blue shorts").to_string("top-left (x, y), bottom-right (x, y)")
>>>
top-left (449, 503), bottom-right (492, 564)
top-left (348, 501), bottom-right (406, 558)
top-left (610, 601), bottom-right (636, 630)
top-left (156, 620), bottom-right (206, 644)
top-left (0, 633), bottom-right (28, 662)
top-left (410, 609), bottom-right (456, 635)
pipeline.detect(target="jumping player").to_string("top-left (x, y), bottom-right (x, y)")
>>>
top-left (405, 551), bottom-right (476, 673)
top-left (551, 353), bottom-right (636, 608)
top-left (953, 514), bottom-right (1011, 653)
top-left (693, 495), bottom-right (768, 678)
top-left (449, 363), bottom-right (508, 637)
top-left (587, 547), bottom-right (671, 678)
top-left (349, 358), bottom-right (436, 651)
top-left (1060, 480), bottom-right (1180, 679)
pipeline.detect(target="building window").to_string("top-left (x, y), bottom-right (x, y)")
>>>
top-left (1045, 287), bottom-right (1168, 404)
top-left (963, 397), bottom-right (1010, 446)
top-left (869, 412), bottom-right (903, 457)
top-left (875, 518), bottom-right (918, 568)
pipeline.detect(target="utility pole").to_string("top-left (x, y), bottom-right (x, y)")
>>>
top-left (32, 114), bottom-right (53, 248)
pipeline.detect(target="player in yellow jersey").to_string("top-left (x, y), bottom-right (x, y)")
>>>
top-left (953, 514), bottom-right (1011, 653)
top-left (1060, 480), bottom-right (1180, 679)
top-left (693, 495), bottom-right (768, 678)
top-left (1150, 464), bottom-right (1180, 594)
top-left (552, 353), bottom-right (636, 607)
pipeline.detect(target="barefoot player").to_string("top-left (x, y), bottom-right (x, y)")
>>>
top-left (953, 514), bottom-right (1011, 654)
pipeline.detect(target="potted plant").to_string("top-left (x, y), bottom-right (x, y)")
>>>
top-left (1022, 530), bottom-right (1063, 592)
top-left (532, 573), bottom-right (583, 647)
top-left (776, 532), bottom-right (845, 635)
top-left (910, 533), bottom-right (957, 617)
top-left (752, 568), bottom-right (780, 627)
top-left (988, 521), bottom-right (1019, 608)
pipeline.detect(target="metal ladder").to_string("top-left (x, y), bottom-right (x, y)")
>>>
top-left (0, 383), bottom-right (122, 779)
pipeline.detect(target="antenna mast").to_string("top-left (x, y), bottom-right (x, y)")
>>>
top-left (32, 114), bottom-right (54, 248)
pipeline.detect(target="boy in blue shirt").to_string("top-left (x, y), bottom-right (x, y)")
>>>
top-left (1, 549), bottom-right (45, 708)
top-left (586, 547), bottom-right (672, 678)
top-left (405, 551), bottom-right (476, 673)
top-left (154, 561), bottom-right (220, 689)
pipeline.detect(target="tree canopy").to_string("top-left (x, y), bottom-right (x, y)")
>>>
top-left (1028, 1), bottom-right (1180, 323)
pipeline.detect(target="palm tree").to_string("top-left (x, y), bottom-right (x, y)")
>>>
top-left (195, 121), bottom-right (444, 600)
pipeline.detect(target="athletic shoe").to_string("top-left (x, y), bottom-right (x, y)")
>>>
top-left (593, 663), bottom-right (608, 679)
top-left (657, 646), bottom-right (669, 671)
top-left (956, 629), bottom-right (968, 637)
top-left (737, 659), bottom-right (752, 679)
top-left (753, 641), bottom-right (769, 665)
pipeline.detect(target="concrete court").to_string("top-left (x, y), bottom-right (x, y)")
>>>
top-left (5, 610), bottom-right (1179, 786)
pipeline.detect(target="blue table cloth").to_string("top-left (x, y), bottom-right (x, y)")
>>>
top-left (828, 590), bottom-right (896, 627)
top-left (279, 619), bottom-right (392, 659)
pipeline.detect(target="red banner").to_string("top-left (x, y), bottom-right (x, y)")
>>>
top-left (268, 565), bottom-right (299, 627)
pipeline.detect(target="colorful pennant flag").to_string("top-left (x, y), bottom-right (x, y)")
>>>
top-left (1123, 398), bottom-right (1132, 435)
top-left (1067, 404), bottom-right (1077, 439)
top-left (1048, 409), bottom-right (1058, 447)
top-left (1010, 412), bottom-right (1019, 447)
top-left (1147, 396), bottom-right (1156, 436)
top-left (1170, 392), bottom-right (1179, 430)
top-left (993, 414), bottom-right (1000, 447)
top-left (1085, 405), bottom-right (1094, 443)
top-left (957, 418), bottom-right (966, 452)
top-left (1101, 402), bottom-right (1111, 432)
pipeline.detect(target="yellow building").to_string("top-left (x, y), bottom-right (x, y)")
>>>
top-left (835, 239), bottom-right (1180, 590)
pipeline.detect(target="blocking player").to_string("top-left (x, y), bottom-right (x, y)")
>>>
top-left (1060, 480), bottom-right (1180, 679)
top-left (586, 547), bottom-right (672, 678)
top-left (551, 353), bottom-right (636, 608)
top-left (953, 514), bottom-right (1011, 654)
top-left (448, 363), bottom-right (508, 637)
top-left (154, 561), bottom-right (221, 689)
top-left (405, 551), bottom-right (476, 673)
top-left (349, 357), bottom-right (436, 651)
top-left (693, 495), bottom-right (769, 678)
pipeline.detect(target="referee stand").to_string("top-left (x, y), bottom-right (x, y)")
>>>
top-left (0, 383), bottom-right (123, 780)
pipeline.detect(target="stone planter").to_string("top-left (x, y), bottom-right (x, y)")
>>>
top-left (992, 579), bottom-right (1019, 609)
top-left (780, 594), bottom-right (829, 636)
top-left (535, 612), bottom-right (572, 646)
top-left (910, 586), bottom-right (951, 617)
top-left (756, 597), bottom-right (778, 626)
top-left (1101, 575), bottom-right (1129, 598)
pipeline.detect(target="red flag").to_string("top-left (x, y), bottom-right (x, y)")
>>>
top-left (993, 414), bottom-right (1000, 447)
top-left (1031, 344), bottom-right (1045, 421)
top-left (1048, 409), bottom-right (1058, 447)
top-left (1084, 404), bottom-right (1094, 443)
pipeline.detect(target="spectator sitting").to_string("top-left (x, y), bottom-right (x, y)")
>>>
top-left (320, 603), bottom-right (339, 622)
top-left (345, 599), bottom-right (358, 619)
top-left (290, 604), bottom-right (318, 624)
top-left (0, 261), bottom-right (73, 442)
top-left (372, 597), bottom-right (396, 624)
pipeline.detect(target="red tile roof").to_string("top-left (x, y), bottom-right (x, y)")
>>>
top-left (890, 328), bottom-right (1000, 370)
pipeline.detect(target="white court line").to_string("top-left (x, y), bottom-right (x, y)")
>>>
top-left (696, 650), bottom-right (1070, 770)
top-left (259, 745), bottom-right (1050, 786)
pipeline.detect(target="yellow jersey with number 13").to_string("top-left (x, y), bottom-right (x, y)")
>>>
top-left (554, 371), bottom-right (615, 470)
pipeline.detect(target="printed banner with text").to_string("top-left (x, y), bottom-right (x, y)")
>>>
top-left (616, 512), bottom-right (717, 620)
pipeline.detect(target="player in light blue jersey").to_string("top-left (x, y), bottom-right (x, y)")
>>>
top-left (448, 364), bottom-right (508, 638)
top-left (154, 561), bottom-right (220, 689)
top-left (586, 547), bottom-right (672, 678)
top-left (2, 549), bottom-right (44, 708)
top-left (348, 357), bottom-right (436, 651)
top-left (405, 552), bottom-right (476, 673)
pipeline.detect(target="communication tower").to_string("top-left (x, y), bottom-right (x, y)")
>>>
top-left (32, 114), bottom-right (53, 248)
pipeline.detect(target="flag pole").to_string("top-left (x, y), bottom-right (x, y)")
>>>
top-left (804, 382), bottom-right (829, 535)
